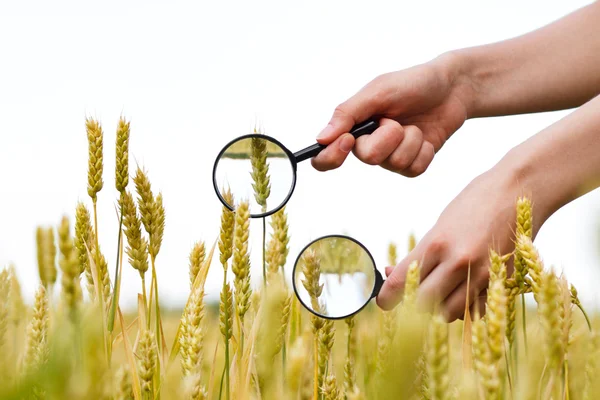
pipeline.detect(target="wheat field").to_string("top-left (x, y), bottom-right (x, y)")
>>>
top-left (0, 117), bottom-right (598, 400)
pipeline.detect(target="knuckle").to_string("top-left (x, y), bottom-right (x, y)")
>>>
top-left (331, 104), bottom-right (354, 123)
top-left (427, 237), bottom-right (448, 255)
top-left (390, 153), bottom-right (411, 171)
top-left (359, 147), bottom-right (382, 166)
top-left (385, 272), bottom-right (406, 293)
top-left (453, 250), bottom-right (473, 270)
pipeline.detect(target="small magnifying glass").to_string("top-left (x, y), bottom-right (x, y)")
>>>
top-left (292, 234), bottom-right (384, 320)
top-left (212, 119), bottom-right (378, 218)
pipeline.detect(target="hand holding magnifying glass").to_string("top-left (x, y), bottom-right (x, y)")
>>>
top-left (212, 119), bottom-right (378, 218)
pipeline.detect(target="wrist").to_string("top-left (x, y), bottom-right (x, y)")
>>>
top-left (491, 144), bottom-right (559, 231)
top-left (431, 50), bottom-right (480, 120)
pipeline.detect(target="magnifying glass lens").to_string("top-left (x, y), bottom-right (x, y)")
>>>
top-left (293, 236), bottom-right (376, 319)
top-left (214, 136), bottom-right (295, 217)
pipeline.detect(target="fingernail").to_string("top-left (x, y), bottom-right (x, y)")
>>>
top-left (339, 134), bottom-right (354, 153)
top-left (317, 124), bottom-right (335, 140)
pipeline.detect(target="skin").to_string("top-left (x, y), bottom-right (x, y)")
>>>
top-left (312, 2), bottom-right (600, 321)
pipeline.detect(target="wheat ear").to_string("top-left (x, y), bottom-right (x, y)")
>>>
top-left (138, 329), bottom-right (157, 398)
top-left (115, 116), bottom-right (130, 193)
top-left (114, 365), bottom-right (134, 400)
top-left (388, 243), bottom-right (397, 266)
top-left (426, 315), bottom-right (450, 400)
top-left (0, 269), bottom-right (10, 373)
top-left (58, 216), bottom-right (82, 321)
top-left (75, 202), bottom-right (96, 299)
top-left (180, 285), bottom-right (205, 377)
top-left (189, 242), bottom-right (206, 290)
top-left (22, 285), bottom-right (49, 374)
top-left (232, 200), bottom-right (252, 324)
top-left (250, 136), bottom-right (271, 211)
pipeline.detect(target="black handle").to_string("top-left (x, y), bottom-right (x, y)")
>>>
top-left (371, 268), bottom-right (384, 299)
top-left (293, 118), bottom-right (379, 163)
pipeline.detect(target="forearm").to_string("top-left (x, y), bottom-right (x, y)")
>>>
top-left (449, 2), bottom-right (600, 118)
top-left (497, 94), bottom-right (600, 225)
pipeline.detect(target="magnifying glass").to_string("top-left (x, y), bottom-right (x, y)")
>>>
top-left (212, 119), bottom-right (378, 218)
top-left (292, 234), bottom-right (384, 320)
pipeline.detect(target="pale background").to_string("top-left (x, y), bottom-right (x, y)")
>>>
top-left (1, 0), bottom-right (599, 309)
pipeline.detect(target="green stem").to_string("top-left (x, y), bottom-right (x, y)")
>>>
top-left (92, 199), bottom-right (108, 361)
top-left (222, 271), bottom-right (231, 400)
top-left (108, 206), bottom-right (124, 334)
top-left (225, 336), bottom-right (230, 400)
top-left (262, 217), bottom-right (266, 286)
top-left (141, 274), bottom-right (148, 327)
top-left (282, 341), bottom-right (287, 385)
top-left (576, 302), bottom-right (593, 331)
top-left (313, 336), bottom-right (319, 400)
top-left (151, 257), bottom-right (161, 354)
top-left (521, 294), bottom-right (528, 355)
top-left (218, 364), bottom-right (226, 400)
top-left (564, 359), bottom-right (570, 400)
top-left (240, 320), bottom-right (245, 358)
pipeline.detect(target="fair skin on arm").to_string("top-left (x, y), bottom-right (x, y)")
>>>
top-left (384, 94), bottom-right (600, 321)
top-left (311, 2), bottom-right (600, 320)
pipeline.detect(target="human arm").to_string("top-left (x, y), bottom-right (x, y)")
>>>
top-left (312, 2), bottom-right (600, 174)
top-left (376, 93), bottom-right (600, 320)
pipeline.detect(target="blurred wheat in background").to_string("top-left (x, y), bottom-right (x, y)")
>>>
top-left (0, 116), bottom-right (598, 400)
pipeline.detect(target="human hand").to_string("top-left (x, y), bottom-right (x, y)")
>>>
top-left (312, 53), bottom-right (474, 177)
top-left (376, 162), bottom-right (546, 322)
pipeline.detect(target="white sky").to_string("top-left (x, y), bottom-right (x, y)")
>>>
top-left (1, 0), bottom-right (599, 310)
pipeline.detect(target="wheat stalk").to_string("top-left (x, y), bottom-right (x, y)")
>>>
top-left (8, 266), bottom-right (25, 330)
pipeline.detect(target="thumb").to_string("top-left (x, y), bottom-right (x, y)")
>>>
top-left (317, 84), bottom-right (381, 144)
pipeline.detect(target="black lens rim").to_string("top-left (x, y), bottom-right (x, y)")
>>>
top-left (212, 133), bottom-right (298, 219)
top-left (292, 234), bottom-right (378, 320)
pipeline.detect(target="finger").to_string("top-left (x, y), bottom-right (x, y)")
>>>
top-left (380, 125), bottom-right (423, 173)
top-left (316, 80), bottom-right (385, 144)
top-left (311, 133), bottom-right (355, 171)
top-left (402, 141), bottom-right (436, 178)
top-left (352, 118), bottom-right (404, 166)
top-left (441, 277), bottom-right (483, 322)
top-left (385, 266), bottom-right (393, 277)
top-left (469, 289), bottom-right (488, 319)
top-left (415, 262), bottom-right (468, 314)
top-left (376, 242), bottom-right (439, 311)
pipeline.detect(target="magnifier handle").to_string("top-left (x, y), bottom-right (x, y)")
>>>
top-left (293, 118), bottom-right (379, 163)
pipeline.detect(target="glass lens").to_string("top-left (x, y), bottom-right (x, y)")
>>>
top-left (293, 236), bottom-right (376, 319)
top-left (214, 136), bottom-right (295, 216)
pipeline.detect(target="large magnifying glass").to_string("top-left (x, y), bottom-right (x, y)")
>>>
top-left (292, 234), bottom-right (384, 320)
top-left (212, 119), bottom-right (378, 218)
